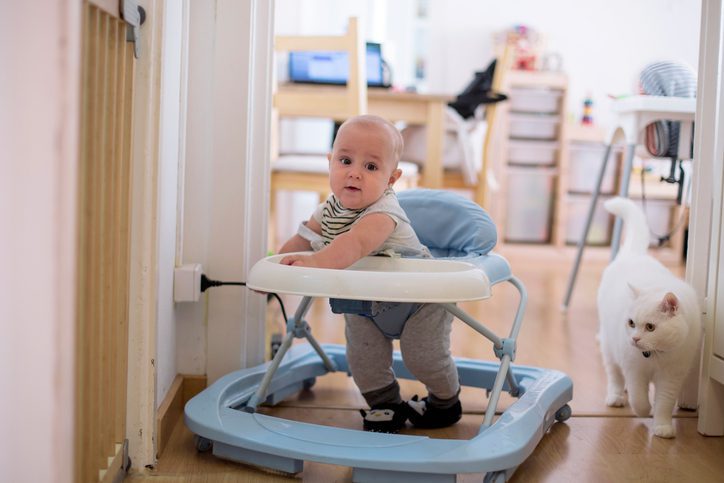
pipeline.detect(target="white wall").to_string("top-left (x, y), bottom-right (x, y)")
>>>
top-left (424, 0), bottom-right (701, 127)
top-left (0, 2), bottom-right (80, 482)
top-left (156, 0), bottom-right (185, 407)
top-left (177, 0), bottom-right (271, 383)
top-left (275, 0), bottom-right (701, 132)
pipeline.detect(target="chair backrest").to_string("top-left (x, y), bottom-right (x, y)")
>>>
top-left (397, 189), bottom-right (497, 258)
top-left (477, 44), bottom-right (511, 205)
top-left (273, 17), bottom-right (367, 122)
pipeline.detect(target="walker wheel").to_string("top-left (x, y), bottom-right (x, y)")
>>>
top-left (194, 435), bottom-right (213, 452)
top-left (555, 404), bottom-right (572, 422)
top-left (484, 470), bottom-right (507, 483)
top-left (303, 377), bottom-right (316, 390)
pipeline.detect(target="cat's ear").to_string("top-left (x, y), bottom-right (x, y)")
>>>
top-left (659, 292), bottom-right (680, 316)
top-left (627, 283), bottom-right (641, 298)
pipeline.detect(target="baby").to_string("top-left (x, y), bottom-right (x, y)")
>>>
top-left (279, 115), bottom-right (461, 433)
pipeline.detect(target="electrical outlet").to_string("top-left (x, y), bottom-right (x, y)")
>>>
top-left (174, 263), bottom-right (202, 302)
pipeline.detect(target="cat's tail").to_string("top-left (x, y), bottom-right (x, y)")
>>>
top-left (603, 197), bottom-right (650, 255)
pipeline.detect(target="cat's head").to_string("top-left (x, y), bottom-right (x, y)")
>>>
top-left (625, 284), bottom-right (690, 354)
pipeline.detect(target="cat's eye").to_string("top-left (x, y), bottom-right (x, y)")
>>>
top-left (627, 319), bottom-right (635, 328)
top-left (645, 323), bottom-right (655, 332)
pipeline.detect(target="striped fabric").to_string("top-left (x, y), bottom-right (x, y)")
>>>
top-left (639, 62), bottom-right (697, 158)
top-left (319, 195), bottom-right (365, 245)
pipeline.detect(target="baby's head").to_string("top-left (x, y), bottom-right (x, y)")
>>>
top-left (327, 114), bottom-right (404, 210)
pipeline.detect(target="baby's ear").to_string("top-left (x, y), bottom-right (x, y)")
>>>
top-left (659, 292), bottom-right (680, 316)
top-left (627, 283), bottom-right (641, 298)
top-left (388, 167), bottom-right (402, 187)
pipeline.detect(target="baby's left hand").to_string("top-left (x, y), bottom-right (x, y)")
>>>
top-left (280, 254), bottom-right (320, 268)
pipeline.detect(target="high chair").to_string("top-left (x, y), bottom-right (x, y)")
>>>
top-left (186, 189), bottom-right (573, 482)
top-left (562, 95), bottom-right (696, 309)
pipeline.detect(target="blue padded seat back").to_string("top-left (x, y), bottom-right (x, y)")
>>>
top-left (397, 189), bottom-right (497, 258)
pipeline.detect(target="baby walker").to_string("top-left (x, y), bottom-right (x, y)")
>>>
top-left (185, 190), bottom-right (573, 482)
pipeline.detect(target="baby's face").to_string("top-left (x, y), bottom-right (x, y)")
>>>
top-left (327, 121), bottom-right (401, 210)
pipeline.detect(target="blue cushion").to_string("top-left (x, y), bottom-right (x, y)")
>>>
top-left (397, 189), bottom-right (497, 258)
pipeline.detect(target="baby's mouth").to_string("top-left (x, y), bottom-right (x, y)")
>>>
top-left (345, 186), bottom-right (361, 192)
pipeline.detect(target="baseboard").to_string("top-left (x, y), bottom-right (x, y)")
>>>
top-left (156, 374), bottom-right (207, 458)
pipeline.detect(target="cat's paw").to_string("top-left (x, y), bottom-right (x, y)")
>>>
top-left (605, 394), bottom-right (625, 407)
top-left (677, 400), bottom-right (698, 411)
top-left (653, 423), bottom-right (676, 438)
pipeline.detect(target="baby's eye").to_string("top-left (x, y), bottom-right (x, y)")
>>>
top-left (339, 157), bottom-right (352, 165)
top-left (645, 323), bottom-right (655, 332)
top-left (364, 162), bottom-right (378, 172)
top-left (627, 319), bottom-right (635, 328)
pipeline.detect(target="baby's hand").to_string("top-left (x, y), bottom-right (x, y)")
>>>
top-left (280, 254), bottom-right (319, 268)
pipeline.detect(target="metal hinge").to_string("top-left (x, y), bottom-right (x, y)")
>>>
top-left (121, 0), bottom-right (146, 59)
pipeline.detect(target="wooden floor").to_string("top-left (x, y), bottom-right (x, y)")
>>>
top-left (128, 245), bottom-right (724, 482)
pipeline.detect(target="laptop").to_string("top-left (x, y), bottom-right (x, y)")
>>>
top-left (288, 42), bottom-right (387, 88)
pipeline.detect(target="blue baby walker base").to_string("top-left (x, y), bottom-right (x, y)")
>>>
top-left (184, 190), bottom-right (573, 482)
top-left (186, 343), bottom-right (571, 482)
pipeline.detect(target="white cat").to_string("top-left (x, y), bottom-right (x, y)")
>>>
top-left (597, 197), bottom-right (702, 438)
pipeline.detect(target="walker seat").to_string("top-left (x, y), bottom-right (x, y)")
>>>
top-left (185, 190), bottom-right (573, 482)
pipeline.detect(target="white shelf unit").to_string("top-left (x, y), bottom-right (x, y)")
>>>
top-left (494, 70), bottom-right (569, 246)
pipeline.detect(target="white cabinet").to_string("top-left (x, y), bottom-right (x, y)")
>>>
top-left (494, 70), bottom-right (568, 245)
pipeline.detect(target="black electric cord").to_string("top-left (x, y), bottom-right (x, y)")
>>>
top-left (200, 273), bottom-right (289, 332)
top-left (200, 274), bottom-right (245, 292)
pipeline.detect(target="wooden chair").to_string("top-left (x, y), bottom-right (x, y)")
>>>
top-left (400, 47), bottom-right (511, 208)
top-left (269, 18), bottom-right (418, 250)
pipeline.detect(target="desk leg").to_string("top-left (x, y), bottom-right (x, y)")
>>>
top-left (423, 101), bottom-right (445, 188)
top-left (562, 143), bottom-right (613, 310)
top-left (610, 143), bottom-right (636, 260)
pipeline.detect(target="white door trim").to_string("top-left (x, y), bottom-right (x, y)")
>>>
top-left (691, 0), bottom-right (724, 436)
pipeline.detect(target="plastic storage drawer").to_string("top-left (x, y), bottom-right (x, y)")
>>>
top-left (508, 114), bottom-right (560, 140)
top-left (568, 142), bottom-right (617, 193)
top-left (509, 88), bottom-right (563, 114)
top-left (505, 167), bottom-right (556, 243)
top-left (565, 194), bottom-right (613, 245)
top-left (508, 140), bottom-right (558, 166)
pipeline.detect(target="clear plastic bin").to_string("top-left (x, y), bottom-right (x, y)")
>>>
top-left (568, 142), bottom-right (617, 193)
top-left (505, 167), bottom-right (556, 243)
top-left (509, 88), bottom-right (563, 114)
top-left (508, 113), bottom-right (560, 140)
top-left (508, 140), bottom-right (558, 166)
top-left (565, 194), bottom-right (613, 245)
top-left (632, 198), bottom-right (675, 247)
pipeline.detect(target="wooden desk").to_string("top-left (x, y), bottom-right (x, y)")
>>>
top-left (369, 89), bottom-right (451, 188)
top-left (275, 84), bottom-right (451, 188)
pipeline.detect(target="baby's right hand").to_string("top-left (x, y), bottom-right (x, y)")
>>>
top-left (280, 254), bottom-right (319, 268)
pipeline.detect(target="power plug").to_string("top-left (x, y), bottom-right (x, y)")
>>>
top-left (174, 263), bottom-right (202, 302)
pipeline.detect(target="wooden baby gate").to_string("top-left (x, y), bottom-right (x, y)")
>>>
top-left (76, 1), bottom-right (136, 481)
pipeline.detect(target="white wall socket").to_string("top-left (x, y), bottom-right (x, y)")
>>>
top-left (174, 263), bottom-right (202, 302)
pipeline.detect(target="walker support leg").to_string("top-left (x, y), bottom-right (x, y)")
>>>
top-left (214, 441), bottom-right (303, 474)
top-left (482, 353), bottom-right (512, 431)
top-left (610, 143), bottom-right (636, 260)
top-left (246, 296), bottom-right (329, 412)
top-left (507, 276), bottom-right (528, 341)
top-left (440, 303), bottom-right (503, 348)
top-left (352, 467), bottom-right (455, 483)
top-left (562, 143), bottom-right (613, 309)
top-left (245, 330), bottom-right (295, 411)
top-left (303, 329), bottom-right (338, 372)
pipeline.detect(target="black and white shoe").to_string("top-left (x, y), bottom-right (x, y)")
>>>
top-left (359, 402), bottom-right (410, 433)
top-left (407, 395), bottom-right (462, 429)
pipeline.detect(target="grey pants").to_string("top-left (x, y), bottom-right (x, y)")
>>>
top-left (345, 303), bottom-right (460, 407)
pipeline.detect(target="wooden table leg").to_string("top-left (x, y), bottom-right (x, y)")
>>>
top-left (423, 100), bottom-right (445, 188)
